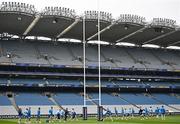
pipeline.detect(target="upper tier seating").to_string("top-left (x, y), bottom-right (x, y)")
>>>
top-left (0, 78), bottom-right (179, 87)
top-left (0, 40), bottom-right (180, 70)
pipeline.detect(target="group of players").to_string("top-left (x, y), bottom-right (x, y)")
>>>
top-left (18, 107), bottom-right (77, 124)
top-left (18, 105), bottom-right (166, 123)
top-left (104, 106), bottom-right (166, 121)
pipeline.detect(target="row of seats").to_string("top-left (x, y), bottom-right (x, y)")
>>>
top-left (0, 93), bottom-right (179, 106)
top-left (0, 78), bottom-right (179, 87)
top-left (0, 40), bottom-right (180, 70)
top-left (0, 93), bottom-right (179, 115)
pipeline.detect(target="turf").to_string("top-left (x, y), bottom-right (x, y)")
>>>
top-left (0, 115), bottom-right (180, 124)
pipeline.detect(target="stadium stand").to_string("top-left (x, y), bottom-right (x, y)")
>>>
top-left (0, 94), bottom-right (11, 106)
top-left (15, 93), bottom-right (53, 106)
top-left (118, 93), bottom-right (159, 104)
top-left (0, 1), bottom-right (179, 117)
top-left (0, 94), bottom-right (17, 115)
top-left (0, 40), bottom-right (180, 70)
top-left (152, 94), bottom-right (180, 104)
top-left (54, 93), bottom-right (84, 105)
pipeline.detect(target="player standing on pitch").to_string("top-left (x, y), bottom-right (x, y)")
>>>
top-left (18, 108), bottom-right (23, 124)
top-left (155, 107), bottom-right (159, 118)
top-left (160, 106), bottom-right (166, 120)
top-left (64, 108), bottom-right (69, 121)
top-left (71, 108), bottom-right (77, 121)
top-left (36, 107), bottom-right (41, 123)
top-left (48, 107), bottom-right (54, 123)
top-left (28, 107), bottom-right (31, 123)
top-left (24, 108), bottom-right (29, 123)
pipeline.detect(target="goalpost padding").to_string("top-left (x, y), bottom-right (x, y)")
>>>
top-left (83, 107), bottom-right (87, 120)
top-left (97, 106), bottom-right (103, 121)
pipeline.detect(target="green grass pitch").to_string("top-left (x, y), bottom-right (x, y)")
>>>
top-left (0, 115), bottom-right (180, 124)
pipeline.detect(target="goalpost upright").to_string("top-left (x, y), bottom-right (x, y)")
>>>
top-left (97, 0), bottom-right (103, 121)
top-left (82, 0), bottom-right (103, 120)
top-left (83, 14), bottom-right (87, 120)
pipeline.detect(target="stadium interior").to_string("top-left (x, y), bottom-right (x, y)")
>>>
top-left (0, 1), bottom-right (180, 118)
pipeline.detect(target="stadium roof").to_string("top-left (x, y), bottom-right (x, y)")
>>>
top-left (0, 2), bottom-right (180, 47)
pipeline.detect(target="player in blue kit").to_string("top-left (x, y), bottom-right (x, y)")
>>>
top-left (36, 107), bottom-right (41, 123)
top-left (48, 107), bottom-right (54, 123)
top-left (131, 108), bottom-right (135, 118)
top-left (114, 107), bottom-right (118, 117)
top-left (158, 107), bottom-right (162, 118)
top-left (155, 107), bottom-right (159, 118)
top-left (28, 107), bottom-right (31, 123)
top-left (18, 108), bottom-right (23, 124)
top-left (104, 108), bottom-right (113, 122)
top-left (121, 107), bottom-right (125, 120)
top-left (144, 107), bottom-right (149, 119)
top-left (24, 108), bottom-right (29, 123)
top-left (160, 106), bottom-right (166, 120)
top-left (71, 108), bottom-right (77, 121)
top-left (60, 109), bottom-right (65, 120)
top-left (149, 106), bottom-right (153, 117)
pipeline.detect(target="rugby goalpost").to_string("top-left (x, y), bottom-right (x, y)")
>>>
top-left (82, 0), bottom-right (103, 121)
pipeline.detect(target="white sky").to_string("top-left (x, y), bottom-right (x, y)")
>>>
top-left (1, 0), bottom-right (180, 24)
